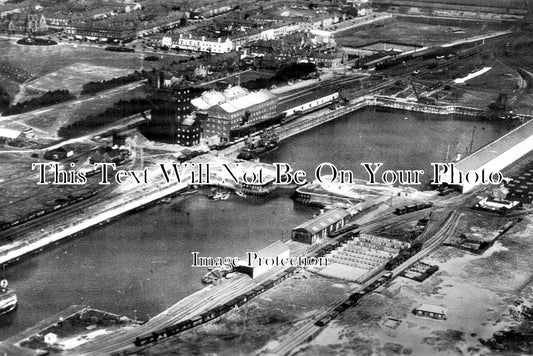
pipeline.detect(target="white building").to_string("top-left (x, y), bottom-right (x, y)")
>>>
top-left (259, 23), bottom-right (300, 41)
top-left (441, 118), bottom-right (533, 193)
top-left (237, 240), bottom-right (290, 278)
top-left (309, 29), bottom-right (335, 45)
top-left (162, 33), bottom-right (234, 53)
top-left (44, 332), bottom-right (58, 345)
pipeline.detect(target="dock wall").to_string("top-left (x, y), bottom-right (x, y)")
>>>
top-left (1, 94), bottom-right (530, 266)
top-left (0, 180), bottom-right (189, 266)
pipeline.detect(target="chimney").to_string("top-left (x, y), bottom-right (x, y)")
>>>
top-left (158, 71), bottom-right (164, 89)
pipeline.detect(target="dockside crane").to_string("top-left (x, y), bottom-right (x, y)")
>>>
top-left (468, 125), bottom-right (476, 155)
top-left (410, 80), bottom-right (436, 105)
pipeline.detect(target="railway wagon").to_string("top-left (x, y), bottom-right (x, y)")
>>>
top-left (261, 279), bottom-right (277, 290)
top-left (315, 313), bottom-right (335, 327)
top-left (235, 294), bottom-right (247, 306)
top-left (0, 191), bottom-right (98, 231)
top-left (384, 241), bottom-right (423, 270)
top-left (394, 202), bottom-right (433, 215)
top-left (134, 331), bottom-right (163, 347)
top-left (285, 266), bottom-right (298, 276)
top-left (201, 310), bottom-right (216, 323)
top-left (375, 54), bottom-right (414, 71)
top-left (191, 315), bottom-right (203, 327)
top-left (349, 291), bottom-right (365, 302)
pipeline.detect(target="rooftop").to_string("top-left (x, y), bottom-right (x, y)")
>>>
top-left (246, 240), bottom-right (289, 267)
top-left (455, 118), bottom-right (533, 173)
top-left (293, 208), bottom-right (350, 234)
top-left (0, 128), bottom-right (21, 139)
top-left (414, 304), bottom-right (447, 315)
top-left (191, 86), bottom-right (277, 113)
top-left (218, 89), bottom-right (276, 113)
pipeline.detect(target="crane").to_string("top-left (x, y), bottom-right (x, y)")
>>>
top-left (468, 125), bottom-right (476, 155)
top-left (410, 81), bottom-right (436, 104)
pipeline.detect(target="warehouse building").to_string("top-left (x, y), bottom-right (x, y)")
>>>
top-left (143, 70), bottom-right (197, 144)
top-left (440, 119), bottom-right (533, 193)
top-left (238, 240), bottom-right (290, 278)
top-left (292, 208), bottom-right (351, 245)
top-left (192, 86), bottom-right (278, 143)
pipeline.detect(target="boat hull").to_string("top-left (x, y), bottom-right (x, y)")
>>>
top-left (0, 293), bottom-right (17, 316)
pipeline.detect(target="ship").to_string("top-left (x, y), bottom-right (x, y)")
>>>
top-left (235, 190), bottom-right (247, 198)
top-left (0, 280), bottom-right (17, 316)
top-left (201, 264), bottom-right (234, 284)
top-left (211, 191), bottom-right (224, 200)
top-left (237, 130), bottom-right (279, 160)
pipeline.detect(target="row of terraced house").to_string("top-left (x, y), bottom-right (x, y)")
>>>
top-left (160, 14), bottom-right (341, 54)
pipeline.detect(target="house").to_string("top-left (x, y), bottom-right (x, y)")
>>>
top-left (44, 332), bottom-right (57, 345)
top-left (26, 12), bottom-right (48, 33)
top-left (412, 304), bottom-right (447, 320)
top-left (174, 33), bottom-right (234, 53)
top-left (89, 146), bottom-right (129, 165)
top-left (0, 128), bottom-right (22, 144)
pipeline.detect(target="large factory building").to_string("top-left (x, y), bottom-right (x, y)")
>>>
top-left (441, 119), bottom-right (533, 193)
top-left (143, 71), bottom-right (199, 144)
top-left (191, 86), bottom-right (278, 143)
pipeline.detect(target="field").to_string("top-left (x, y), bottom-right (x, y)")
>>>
top-left (373, 0), bottom-right (528, 9)
top-left (140, 271), bottom-right (351, 355)
top-left (115, 207), bottom-right (533, 355)
top-left (464, 60), bottom-right (523, 92)
top-left (0, 38), bottom-right (141, 78)
top-left (298, 215), bottom-right (533, 355)
top-left (23, 63), bottom-right (133, 97)
top-left (0, 83), bottom-right (147, 138)
top-left (336, 19), bottom-right (493, 48)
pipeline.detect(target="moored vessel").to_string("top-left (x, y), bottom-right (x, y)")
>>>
top-left (237, 130), bottom-right (279, 160)
top-left (0, 280), bottom-right (17, 316)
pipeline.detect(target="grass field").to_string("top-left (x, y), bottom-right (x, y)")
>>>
top-left (336, 18), bottom-right (492, 48)
top-left (0, 38), bottom-right (142, 77)
top-left (373, 0), bottom-right (528, 9)
top-left (465, 60), bottom-right (522, 92)
top-left (24, 63), bottom-right (133, 96)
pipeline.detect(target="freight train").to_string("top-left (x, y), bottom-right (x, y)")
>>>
top-left (328, 224), bottom-right (360, 238)
top-left (374, 54), bottom-right (414, 71)
top-left (394, 202), bottom-right (433, 215)
top-left (0, 191), bottom-right (98, 232)
top-left (315, 290), bottom-right (368, 327)
top-left (360, 38), bottom-right (486, 72)
top-left (384, 242), bottom-right (423, 271)
top-left (314, 272), bottom-right (394, 327)
top-left (133, 266), bottom-right (300, 347)
top-left (134, 230), bottom-right (364, 347)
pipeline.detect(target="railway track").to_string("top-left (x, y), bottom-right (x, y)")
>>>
top-left (69, 206), bottom-right (432, 355)
top-left (265, 210), bottom-right (460, 356)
